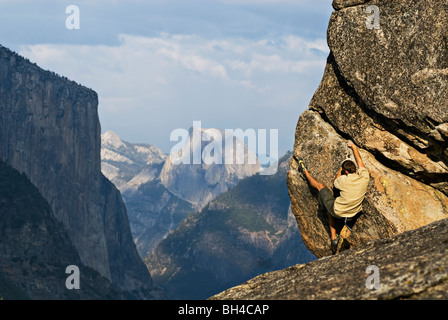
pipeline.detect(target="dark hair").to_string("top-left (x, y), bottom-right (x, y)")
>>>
top-left (342, 160), bottom-right (357, 174)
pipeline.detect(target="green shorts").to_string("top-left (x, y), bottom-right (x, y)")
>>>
top-left (318, 187), bottom-right (344, 219)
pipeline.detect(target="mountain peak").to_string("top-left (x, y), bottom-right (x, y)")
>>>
top-left (101, 130), bottom-right (126, 150)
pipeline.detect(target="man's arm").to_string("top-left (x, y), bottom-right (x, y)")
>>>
top-left (348, 141), bottom-right (365, 168)
top-left (334, 167), bottom-right (342, 183)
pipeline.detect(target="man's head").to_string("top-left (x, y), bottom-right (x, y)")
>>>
top-left (341, 160), bottom-right (357, 174)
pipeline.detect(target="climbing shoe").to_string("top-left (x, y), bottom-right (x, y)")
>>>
top-left (330, 235), bottom-right (340, 254)
top-left (293, 156), bottom-right (307, 173)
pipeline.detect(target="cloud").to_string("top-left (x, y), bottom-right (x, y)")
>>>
top-left (223, 37), bottom-right (328, 77)
top-left (141, 35), bottom-right (230, 81)
top-left (20, 32), bottom-right (328, 91)
top-left (19, 32), bottom-right (329, 153)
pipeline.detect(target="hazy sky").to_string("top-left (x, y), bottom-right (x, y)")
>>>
top-left (0, 0), bottom-right (333, 155)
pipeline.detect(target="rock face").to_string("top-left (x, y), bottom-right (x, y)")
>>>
top-left (101, 130), bottom-right (166, 192)
top-left (159, 127), bottom-right (262, 210)
top-left (0, 45), bottom-right (154, 298)
top-left (210, 217), bottom-right (448, 300)
top-left (287, 0), bottom-right (448, 258)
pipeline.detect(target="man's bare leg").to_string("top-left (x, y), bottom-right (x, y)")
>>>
top-left (303, 170), bottom-right (337, 241)
top-left (295, 157), bottom-right (338, 242)
top-left (303, 169), bottom-right (324, 191)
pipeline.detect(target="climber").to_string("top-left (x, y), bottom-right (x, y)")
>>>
top-left (295, 141), bottom-right (370, 252)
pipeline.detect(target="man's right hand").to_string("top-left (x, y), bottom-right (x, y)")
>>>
top-left (348, 141), bottom-right (365, 168)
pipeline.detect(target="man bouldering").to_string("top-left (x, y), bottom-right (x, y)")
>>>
top-left (295, 141), bottom-right (370, 252)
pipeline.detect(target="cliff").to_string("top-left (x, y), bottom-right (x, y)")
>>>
top-left (287, 0), bottom-right (448, 258)
top-left (0, 45), bottom-right (155, 298)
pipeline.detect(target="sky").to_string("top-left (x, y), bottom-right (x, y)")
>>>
top-left (0, 0), bottom-right (334, 156)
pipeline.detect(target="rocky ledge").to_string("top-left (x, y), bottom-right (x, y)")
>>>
top-left (210, 218), bottom-right (448, 300)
